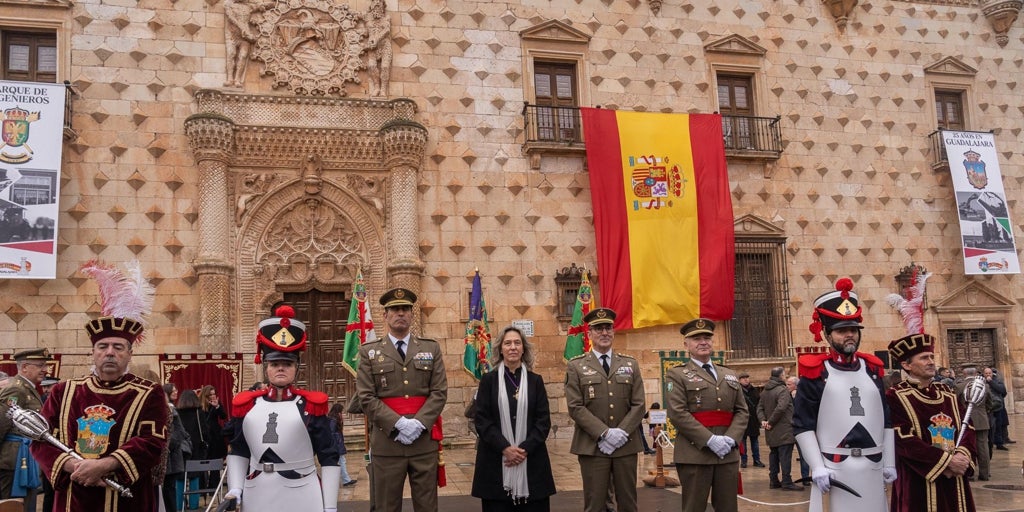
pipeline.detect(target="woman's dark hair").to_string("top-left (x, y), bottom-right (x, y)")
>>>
top-left (177, 388), bottom-right (201, 409)
top-left (328, 403), bottom-right (345, 433)
top-left (162, 383), bottom-right (175, 400)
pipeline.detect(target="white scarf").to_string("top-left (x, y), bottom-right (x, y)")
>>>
top-left (497, 362), bottom-right (530, 503)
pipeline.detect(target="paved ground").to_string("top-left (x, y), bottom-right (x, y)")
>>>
top-left (332, 417), bottom-right (1024, 511)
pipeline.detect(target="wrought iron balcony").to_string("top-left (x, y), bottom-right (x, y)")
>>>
top-left (928, 129), bottom-right (949, 170)
top-left (521, 105), bottom-right (784, 168)
top-left (720, 114), bottom-right (782, 159)
top-left (62, 81), bottom-right (79, 141)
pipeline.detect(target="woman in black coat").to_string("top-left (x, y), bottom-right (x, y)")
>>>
top-left (177, 389), bottom-right (209, 510)
top-left (471, 325), bottom-right (556, 512)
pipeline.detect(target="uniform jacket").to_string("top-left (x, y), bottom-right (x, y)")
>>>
top-left (665, 360), bottom-right (749, 465)
top-left (471, 368), bottom-right (556, 501)
top-left (0, 374), bottom-right (44, 471)
top-left (30, 373), bottom-right (168, 512)
top-left (757, 376), bottom-right (795, 447)
top-left (355, 334), bottom-right (448, 457)
top-left (565, 351), bottom-right (645, 457)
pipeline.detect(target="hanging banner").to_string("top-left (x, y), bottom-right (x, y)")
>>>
top-left (0, 81), bottom-right (65, 279)
top-left (943, 130), bottom-right (1020, 275)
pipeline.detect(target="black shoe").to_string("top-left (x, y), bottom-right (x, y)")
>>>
top-left (741, 462), bottom-right (747, 468)
top-left (343, 479), bottom-right (358, 486)
top-left (802, 481), bottom-right (811, 486)
top-left (644, 449), bottom-right (657, 455)
top-left (979, 476), bottom-right (990, 481)
top-left (782, 483), bottom-right (803, 491)
top-left (769, 482), bottom-right (781, 489)
top-left (753, 461), bottom-right (766, 467)
top-left (996, 445), bottom-right (1009, 451)
top-left (1007, 439), bottom-right (1017, 444)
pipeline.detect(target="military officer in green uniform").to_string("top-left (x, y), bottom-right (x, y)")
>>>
top-left (0, 348), bottom-right (51, 511)
top-left (666, 318), bottom-right (748, 512)
top-left (355, 288), bottom-right (448, 512)
top-left (565, 308), bottom-right (646, 512)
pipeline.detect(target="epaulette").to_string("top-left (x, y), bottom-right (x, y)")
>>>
top-left (615, 352), bottom-right (636, 360)
top-left (416, 336), bottom-right (439, 343)
top-left (294, 388), bottom-right (329, 415)
top-left (231, 389), bottom-right (267, 418)
top-left (798, 353), bottom-right (830, 379)
top-left (857, 351), bottom-right (886, 377)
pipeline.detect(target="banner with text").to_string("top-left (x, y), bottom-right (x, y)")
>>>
top-left (943, 130), bottom-right (1020, 274)
top-left (0, 81), bottom-right (66, 279)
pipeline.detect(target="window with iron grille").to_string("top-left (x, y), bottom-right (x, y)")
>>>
top-left (554, 263), bottom-right (595, 322)
top-left (728, 238), bottom-right (792, 359)
top-left (935, 90), bottom-right (965, 131)
top-left (947, 328), bottom-right (996, 370)
top-left (533, 61), bottom-right (579, 142)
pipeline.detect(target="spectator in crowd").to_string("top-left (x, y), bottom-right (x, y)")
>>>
top-left (938, 367), bottom-right (956, 387)
top-left (758, 367), bottom-right (802, 491)
top-left (248, 381), bottom-right (266, 392)
top-left (985, 367), bottom-right (1009, 451)
top-left (648, 402), bottom-right (663, 448)
top-left (884, 369), bottom-right (904, 389)
top-left (787, 376), bottom-right (809, 485)
top-left (178, 389), bottom-right (208, 510)
top-left (471, 325), bottom-right (556, 511)
top-left (328, 403), bottom-right (359, 487)
top-left (162, 383), bottom-right (191, 512)
top-left (957, 367), bottom-right (992, 481)
top-left (738, 372), bottom-right (765, 468)
top-left (200, 385), bottom-right (228, 491)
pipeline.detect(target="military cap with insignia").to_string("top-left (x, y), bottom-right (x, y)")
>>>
top-left (808, 277), bottom-right (863, 342)
top-left (380, 287), bottom-right (417, 309)
top-left (13, 348), bottom-right (51, 361)
top-left (583, 307), bottom-right (616, 326)
top-left (680, 318), bottom-right (715, 337)
top-left (255, 304), bottom-right (307, 364)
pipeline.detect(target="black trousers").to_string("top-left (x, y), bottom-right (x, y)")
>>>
top-left (768, 443), bottom-right (795, 485)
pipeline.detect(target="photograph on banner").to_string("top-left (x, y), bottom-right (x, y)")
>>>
top-left (0, 81), bottom-right (66, 279)
top-left (942, 130), bottom-right (1020, 275)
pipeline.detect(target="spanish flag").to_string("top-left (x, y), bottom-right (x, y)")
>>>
top-left (581, 108), bottom-right (735, 329)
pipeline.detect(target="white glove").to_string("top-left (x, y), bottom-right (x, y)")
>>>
top-left (409, 419), bottom-right (426, 439)
top-left (225, 488), bottom-right (243, 507)
top-left (395, 416), bottom-right (413, 435)
top-left (706, 435), bottom-right (731, 458)
top-left (812, 467), bottom-right (834, 493)
top-left (605, 428), bottom-right (629, 449)
top-left (598, 438), bottom-right (616, 455)
top-left (882, 467), bottom-right (897, 484)
top-left (724, 436), bottom-right (737, 448)
top-left (395, 431), bottom-right (414, 445)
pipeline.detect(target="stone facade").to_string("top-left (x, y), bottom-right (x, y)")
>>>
top-left (1, 0), bottom-right (1022, 436)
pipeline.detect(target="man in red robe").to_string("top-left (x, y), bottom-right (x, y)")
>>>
top-left (887, 333), bottom-right (976, 512)
top-left (30, 262), bottom-right (167, 512)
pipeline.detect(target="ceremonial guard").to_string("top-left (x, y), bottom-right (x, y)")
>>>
top-left (0, 348), bottom-right (51, 511)
top-left (565, 308), bottom-right (645, 512)
top-left (886, 272), bottom-right (976, 512)
top-left (665, 318), bottom-right (748, 512)
top-left (30, 260), bottom-right (168, 512)
top-left (793, 278), bottom-right (895, 512)
top-left (355, 288), bottom-right (448, 512)
top-left (225, 305), bottom-right (341, 512)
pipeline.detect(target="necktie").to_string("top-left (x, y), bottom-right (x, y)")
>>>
top-left (396, 340), bottom-right (406, 360)
top-left (601, 355), bottom-right (610, 374)
top-left (702, 363), bottom-right (716, 381)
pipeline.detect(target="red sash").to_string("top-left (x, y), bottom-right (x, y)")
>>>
top-left (381, 396), bottom-right (446, 487)
top-left (692, 410), bottom-right (734, 428)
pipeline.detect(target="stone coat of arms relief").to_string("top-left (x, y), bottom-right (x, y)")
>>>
top-left (225, 0), bottom-right (392, 96)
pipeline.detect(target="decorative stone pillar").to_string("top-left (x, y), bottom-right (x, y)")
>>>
top-left (184, 113), bottom-right (236, 352)
top-left (981, 0), bottom-right (1022, 46)
top-left (380, 119), bottom-right (428, 298)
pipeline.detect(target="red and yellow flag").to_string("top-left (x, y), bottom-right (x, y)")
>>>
top-left (581, 109), bottom-right (735, 329)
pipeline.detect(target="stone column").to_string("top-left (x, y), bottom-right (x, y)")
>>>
top-left (380, 120), bottom-right (428, 303)
top-left (185, 113), bottom-right (236, 352)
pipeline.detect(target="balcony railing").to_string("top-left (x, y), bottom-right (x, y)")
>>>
top-left (522, 104), bottom-right (582, 145)
top-left (928, 128), bottom-right (994, 171)
top-left (62, 80), bottom-right (79, 141)
top-left (721, 114), bottom-right (782, 155)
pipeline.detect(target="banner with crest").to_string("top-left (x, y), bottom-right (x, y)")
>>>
top-left (0, 81), bottom-right (65, 279)
top-left (943, 130), bottom-right (1020, 274)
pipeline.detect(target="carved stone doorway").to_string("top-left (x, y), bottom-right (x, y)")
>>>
top-left (279, 290), bottom-right (359, 415)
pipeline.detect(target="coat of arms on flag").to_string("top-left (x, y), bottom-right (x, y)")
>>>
top-left (463, 269), bottom-right (491, 380)
top-left (342, 269), bottom-right (377, 376)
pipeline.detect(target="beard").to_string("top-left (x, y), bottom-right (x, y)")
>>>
top-left (829, 333), bottom-right (860, 355)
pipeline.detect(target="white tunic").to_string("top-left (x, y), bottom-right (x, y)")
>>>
top-left (240, 398), bottom-right (323, 512)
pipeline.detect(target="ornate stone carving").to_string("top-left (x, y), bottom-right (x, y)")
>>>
top-left (302, 153), bottom-right (324, 195)
top-left (224, 0), bottom-right (276, 87)
top-left (184, 113), bottom-right (235, 163)
top-left (236, 172), bottom-right (277, 225)
top-left (649, 0), bottom-right (663, 14)
top-left (823, 0), bottom-right (858, 28)
top-left (981, 0), bottom-right (1023, 46)
top-left (257, 198), bottom-right (366, 277)
top-left (342, 173), bottom-right (385, 215)
top-left (364, 0), bottom-right (391, 97)
top-left (380, 119), bottom-right (428, 169)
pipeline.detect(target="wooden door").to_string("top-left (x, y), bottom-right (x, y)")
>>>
top-left (279, 290), bottom-right (358, 411)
